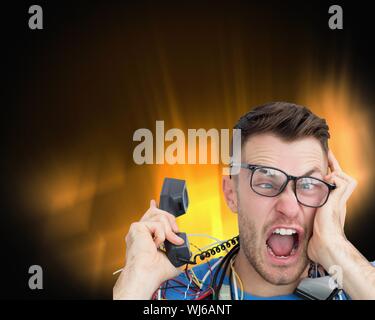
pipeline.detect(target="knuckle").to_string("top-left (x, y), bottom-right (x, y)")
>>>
top-left (152, 221), bottom-right (166, 235)
top-left (143, 208), bottom-right (164, 222)
top-left (126, 222), bottom-right (140, 242)
top-left (159, 214), bottom-right (171, 226)
top-left (157, 232), bottom-right (166, 241)
top-left (129, 221), bottom-right (141, 231)
top-left (128, 222), bottom-right (147, 237)
top-left (166, 212), bottom-right (177, 222)
top-left (141, 208), bottom-right (156, 220)
top-left (152, 212), bottom-right (173, 228)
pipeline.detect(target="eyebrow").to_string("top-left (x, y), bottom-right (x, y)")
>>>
top-left (258, 165), bottom-right (323, 177)
top-left (302, 167), bottom-right (323, 177)
top-left (248, 162), bottom-right (325, 177)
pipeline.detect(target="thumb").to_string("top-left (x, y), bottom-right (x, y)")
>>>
top-left (150, 199), bottom-right (157, 208)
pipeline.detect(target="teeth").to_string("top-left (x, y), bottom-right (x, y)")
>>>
top-left (272, 228), bottom-right (297, 236)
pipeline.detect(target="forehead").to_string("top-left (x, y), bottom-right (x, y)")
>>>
top-left (243, 134), bottom-right (327, 176)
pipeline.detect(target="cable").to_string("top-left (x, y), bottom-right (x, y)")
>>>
top-left (113, 268), bottom-right (123, 275)
top-left (211, 248), bottom-right (234, 298)
top-left (230, 259), bottom-right (239, 300)
top-left (189, 235), bottom-right (239, 265)
top-left (191, 240), bottom-right (229, 255)
top-left (184, 271), bottom-right (194, 300)
top-left (229, 265), bottom-right (235, 300)
top-left (190, 268), bottom-right (202, 288)
top-left (193, 258), bottom-right (222, 300)
top-left (187, 233), bottom-right (224, 243)
top-left (200, 258), bottom-right (222, 288)
top-left (196, 287), bottom-right (215, 300)
top-left (211, 242), bottom-right (240, 300)
top-left (230, 256), bottom-right (244, 300)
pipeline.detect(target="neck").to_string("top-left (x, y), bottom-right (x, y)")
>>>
top-left (233, 247), bottom-right (308, 297)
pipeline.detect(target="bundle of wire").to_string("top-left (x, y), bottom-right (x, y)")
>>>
top-left (152, 240), bottom-right (241, 300)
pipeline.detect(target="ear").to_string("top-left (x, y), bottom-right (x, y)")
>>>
top-left (222, 175), bottom-right (238, 213)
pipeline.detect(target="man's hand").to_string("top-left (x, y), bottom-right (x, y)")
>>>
top-left (113, 200), bottom-right (185, 300)
top-left (307, 149), bottom-right (357, 267)
top-left (307, 150), bottom-right (375, 299)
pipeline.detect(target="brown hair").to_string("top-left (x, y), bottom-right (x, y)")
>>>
top-left (232, 102), bottom-right (330, 156)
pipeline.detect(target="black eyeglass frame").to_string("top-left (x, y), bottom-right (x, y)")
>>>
top-left (230, 163), bottom-right (337, 208)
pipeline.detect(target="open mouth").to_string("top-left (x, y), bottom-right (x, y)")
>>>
top-left (266, 227), bottom-right (301, 260)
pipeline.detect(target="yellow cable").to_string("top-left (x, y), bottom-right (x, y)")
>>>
top-left (190, 268), bottom-right (203, 288)
top-left (230, 257), bottom-right (244, 300)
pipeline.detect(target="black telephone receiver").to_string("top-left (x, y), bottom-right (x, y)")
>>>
top-left (159, 178), bottom-right (192, 267)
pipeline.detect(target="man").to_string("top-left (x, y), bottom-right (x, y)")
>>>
top-left (113, 102), bottom-right (375, 300)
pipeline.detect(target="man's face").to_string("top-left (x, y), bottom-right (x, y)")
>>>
top-left (234, 134), bottom-right (328, 285)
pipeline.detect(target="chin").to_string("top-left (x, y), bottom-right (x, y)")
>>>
top-left (260, 263), bottom-right (306, 285)
top-left (258, 246), bottom-right (310, 286)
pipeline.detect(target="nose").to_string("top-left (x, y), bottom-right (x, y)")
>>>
top-left (274, 181), bottom-right (300, 219)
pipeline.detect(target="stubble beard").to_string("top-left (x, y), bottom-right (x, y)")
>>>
top-left (237, 196), bottom-right (310, 286)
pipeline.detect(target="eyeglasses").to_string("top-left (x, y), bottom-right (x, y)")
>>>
top-left (231, 163), bottom-right (337, 208)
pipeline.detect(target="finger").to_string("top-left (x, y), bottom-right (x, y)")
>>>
top-left (139, 200), bottom-right (157, 221)
top-left (125, 221), bottom-right (158, 251)
top-left (150, 199), bottom-right (157, 208)
top-left (338, 176), bottom-right (357, 206)
top-left (149, 208), bottom-right (179, 232)
top-left (339, 179), bottom-right (357, 227)
top-left (328, 149), bottom-right (342, 173)
top-left (150, 225), bottom-right (166, 248)
top-left (324, 171), bottom-right (357, 187)
top-left (142, 207), bottom-right (179, 232)
top-left (127, 220), bottom-right (166, 248)
top-left (325, 171), bottom-right (356, 194)
top-left (163, 212), bottom-right (179, 233)
top-left (141, 200), bottom-right (165, 221)
top-left (141, 217), bottom-right (184, 248)
top-left (138, 220), bottom-right (167, 248)
top-left (155, 215), bottom-right (184, 245)
top-left (324, 171), bottom-right (335, 183)
top-left (326, 173), bottom-right (356, 225)
top-left (166, 231), bottom-right (185, 245)
top-left (326, 172), bottom-right (352, 198)
top-left (335, 170), bottom-right (355, 184)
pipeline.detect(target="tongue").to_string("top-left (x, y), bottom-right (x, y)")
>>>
top-left (267, 234), bottom-right (294, 257)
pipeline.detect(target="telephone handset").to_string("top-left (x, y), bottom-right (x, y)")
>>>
top-left (159, 177), bottom-right (192, 267)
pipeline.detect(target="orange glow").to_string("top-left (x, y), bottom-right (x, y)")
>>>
top-left (298, 72), bottom-right (374, 222)
top-left (18, 52), bottom-right (375, 293)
